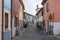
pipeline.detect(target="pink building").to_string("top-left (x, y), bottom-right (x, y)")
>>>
top-left (42, 0), bottom-right (60, 35)
top-left (12, 0), bottom-right (19, 38)
top-left (0, 0), bottom-right (2, 40)
top-left (11, 0), bottom-right (25, 38)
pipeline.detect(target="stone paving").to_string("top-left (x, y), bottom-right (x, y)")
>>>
top-left (12, 24), bottom-right (60, 40)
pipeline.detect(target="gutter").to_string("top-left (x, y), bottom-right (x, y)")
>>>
top-left (41, 0), bottom-right (47, 5)
top-left (11, 0), bottom-right (12, 39)
top-left (2, 0), bottom-right (4, 40)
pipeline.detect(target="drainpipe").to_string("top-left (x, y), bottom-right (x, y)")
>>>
top-left (52, 13), bottom-right (54, 35)
top-left (2, 0), bottom-right (4, 40)
top-left (11, 0), bottom-right (12, 39)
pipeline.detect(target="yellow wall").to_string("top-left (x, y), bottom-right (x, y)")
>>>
top-left (18, 3), bottom-right (24, 32)
top-left (19, 4), bottom-right (24, 21)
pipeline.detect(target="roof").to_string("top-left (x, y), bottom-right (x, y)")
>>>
top-left (24, 12), bottom-right (34, 17)
top-left (41, 0), bottom-right (47, 5)
top-left (19, 0), bottom-right (25, 10)
top-left (36, 8), bottom-right (43, 15)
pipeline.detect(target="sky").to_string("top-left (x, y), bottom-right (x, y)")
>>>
top-left (4, 0), bottom-right (42, 15)
top-left (23, 0), bottom-right (43, 15)
top-left (4, 0), bottom-right (43, 15)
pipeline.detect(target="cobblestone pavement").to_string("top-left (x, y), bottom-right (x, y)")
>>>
top-left (12, 24), bottom-right (60, 40)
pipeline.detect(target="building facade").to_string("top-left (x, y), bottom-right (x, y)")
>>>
top-left (0, 0), bottom-right (2, 40)
top-left (33, 16), bottom-right (37, 25)
top-left (18, 0), bottom-right (25, 34)
top-left (24, 12), bottom-right (34, 25)
top-left (11, 0), bottom-right (19, 38)
top-left (42, 0), bottom-right (60, 35)
top-left (36, 8), bottom-right (44, 30)
top-left (3, 0), bottom-right (11, 40)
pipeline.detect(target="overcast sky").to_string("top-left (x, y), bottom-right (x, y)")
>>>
top-left (23, 0), bottom-right (43, 15)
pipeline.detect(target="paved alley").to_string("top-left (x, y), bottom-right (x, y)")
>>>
top-left (12, 25), bottom-right (60, 40)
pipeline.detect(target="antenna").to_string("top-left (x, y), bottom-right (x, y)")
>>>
top-left (35, 0), bottom-right (39, 11)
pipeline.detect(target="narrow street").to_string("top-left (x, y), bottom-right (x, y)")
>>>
top-left (12, 24), bottom-right (60, 40)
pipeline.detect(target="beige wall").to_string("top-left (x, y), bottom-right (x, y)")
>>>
top-left (19, 4), bottom-right (24, 21)
top-left (0, 0), bottom-right (2, 40)
top-left (18, 3), bottom-right (24, 32)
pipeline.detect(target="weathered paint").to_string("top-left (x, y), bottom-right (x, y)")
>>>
top-left (42, 0), bottom-right (60, 35)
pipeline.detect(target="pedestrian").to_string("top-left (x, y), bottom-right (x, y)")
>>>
top-left (24, 22), bottom-right (27, 28)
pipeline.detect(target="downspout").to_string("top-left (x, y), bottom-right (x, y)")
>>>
top-left (2, 0), bottom-right (4, 40)
top-left (11, 0), bottom-right (12, 39)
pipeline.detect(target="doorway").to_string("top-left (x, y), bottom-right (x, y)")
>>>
top-left (46, 20), bottom-right (53, 34)
top-left (12, 16), bottom-right (16, 38)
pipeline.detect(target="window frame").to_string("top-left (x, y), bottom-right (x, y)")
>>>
top-left (5, 13), bottom-right (9, 29)
top-left (46, 3), bottom-right (49, 12)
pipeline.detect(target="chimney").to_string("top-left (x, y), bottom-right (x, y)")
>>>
top-left (37, 5), bottom-right (38, 9)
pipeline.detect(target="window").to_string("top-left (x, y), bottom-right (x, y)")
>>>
top-left (46, 3), bottom-right (49, 12)
top-left (15, 16), bottom-right (18, 27)
top-left (5, 13), bottom-right (8, 29)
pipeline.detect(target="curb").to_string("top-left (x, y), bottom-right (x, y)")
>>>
top-left (41, 30), bottom-right (60, 39)
top-left (53, 35), bottom-right (60, 39)
top-left (49, 35), bottom-right (60, 39)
